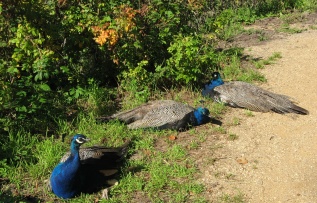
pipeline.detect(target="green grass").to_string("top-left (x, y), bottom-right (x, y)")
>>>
top-left (253, 52), bottom-right (282, 69)
top-left (218, 23), bottom-right (245, 41)
top-left (244, 29), bottom-right (269, 41)
top-left (216, 52), bottom-right (267, 83)
top-left (280, 11), bottom-right (307, 24)
top-left (0, 112), bottom-right (209, 202)
top-left (108, 143), bottom-right (205, 202)
top-left (220, 192), bottom-right (245, 203)
top-left (212, 126), bottom-right (227, 134)
top-left (244, 110), bottom-right (254, 117)
top-left (228, 134), bottom-right (239, 141)
top-left (278, 24), bottom-right (306, 33)
top-left (309, 25), bottom-right (317, 29)
top-left (231, 117), bottom-right (240, 126)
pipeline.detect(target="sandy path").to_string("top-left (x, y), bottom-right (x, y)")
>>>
top-left (240, 30), bottom-right (317, 202)
top-left (201, 30), bottom-right (317, 202)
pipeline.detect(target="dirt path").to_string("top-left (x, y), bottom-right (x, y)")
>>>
top-left (199, 29), bottom-right (317, 202)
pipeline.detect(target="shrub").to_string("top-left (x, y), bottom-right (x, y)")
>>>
top-left (0, 0), bottom-right (310, 132)
top-left (156, 34), bottom-right (217, 84)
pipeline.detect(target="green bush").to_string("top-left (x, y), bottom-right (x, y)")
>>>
top-left (0, 0), bottom-right (207, 131)
top-left (0, 0), bottom-right (312, 132)
top-left (156, 34), bottom-right (217, 84)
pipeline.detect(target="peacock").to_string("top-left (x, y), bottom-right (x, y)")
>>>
top-left (202, 72), bottom-right (308, 115)
top-left (97, 100), bottom-right (211, 130)
top-left (50, 134), bottom-right (130, 199)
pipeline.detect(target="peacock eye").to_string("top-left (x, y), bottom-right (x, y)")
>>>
top-left (76, 137), bottom-right (85, 143)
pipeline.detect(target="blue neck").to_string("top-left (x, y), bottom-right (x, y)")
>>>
top-left (193, 109), bottom-right (208, 125)
top-left (70, 141), bottom-right (80, 156)
top-left (64, 141), bottom-right (81, 175)
top-left (50, 140), bottom-right (81, 199)
top-left (202, 77), bottom-right (224, 96)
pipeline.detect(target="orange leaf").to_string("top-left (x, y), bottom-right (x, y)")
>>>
top-left (169, 135), bottom-right (177, 140)
top-left (236, 157), bottom-right (248, 165)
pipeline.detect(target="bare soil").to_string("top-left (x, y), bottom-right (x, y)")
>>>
top-left (191, 12), bottom-right (317, 202)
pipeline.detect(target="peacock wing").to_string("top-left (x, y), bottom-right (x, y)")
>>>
top-left (127, 102), bottom-right (194, 130)
top-left (109, 100), bottom-right (179, 124)
top-left (214, 81), bottom-right (273, 112)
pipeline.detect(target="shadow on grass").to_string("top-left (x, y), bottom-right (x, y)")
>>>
top-left (0, 191), bottom-right (43, 203)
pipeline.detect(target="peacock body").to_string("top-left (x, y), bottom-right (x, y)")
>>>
top-left (97, 100), bottom-right (210, 130)
top-left (50, 134), bottom-right (129, 199)
top-left (202, 72), bottom-right (308, 115)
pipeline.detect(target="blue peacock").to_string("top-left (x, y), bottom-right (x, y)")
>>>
top-left (50, 134), bottom-right (130, 199)
top-left (97, 100), bottom-right (211, 130)
top-left (202, 72), bottom-right (308, 115)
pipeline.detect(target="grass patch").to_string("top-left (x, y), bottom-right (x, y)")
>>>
top-left (244, 110), bottom-right (254, 117)
top-left (220, 192), bottom-right (245, 203)
top-left (279, 24), bottom-right (306, 33)
top-left (212, 126), bottom-right (227, 134)
top-left (232, 117), bottom-right (240, 126)
top-left (244, 29), bottom-right (270, 41)
top-left (309, 25), bottom-right (317, 29)
top-left (253, 52), bottom-right (282, 69)
top-left (0, 112), bottom-right (208, 202)
top-left (216, 51), bottom-right (267, 83)
top-left (0, 132), bottom-right (39, 184)
top-left (110, 144), bottom-right (205, 202)
top-left (280, 12), bottom-right (307, 24)
top-left (228, 134), bottom-right (239, 141)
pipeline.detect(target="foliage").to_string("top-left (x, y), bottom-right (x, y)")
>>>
top-left (297, 0), bottom-right (317, 10)
top-left (0, 0), bottom-right (197, 132)
top-left (0, 0), bottom-right (313, 132)
top-left (157, 34), bottom-right (217, 84)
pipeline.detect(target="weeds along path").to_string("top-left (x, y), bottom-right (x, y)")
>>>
top-left (199, 29), bottom-right (317, 202)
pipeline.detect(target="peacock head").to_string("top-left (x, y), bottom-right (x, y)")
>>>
top-left (194, 107), bottom-right (210, 125)
top-left (211, 72), bottom-right (222, 81)
top-left (71, 134), bottom-right (89, 149)
top-left (202, 72), bottom-right (224, 96)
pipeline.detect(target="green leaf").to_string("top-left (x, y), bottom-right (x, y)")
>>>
top-left (16, 106), bottom-right (27, 112)
top-left (0, 41), bottom-right (7, 47)
top-left (7, 67), bottom-right (19, 74)
top-left (16, 91), bottom-right (27, 97)
top-left (39, 97), bottom-right (46, 103)
top-left (60, 66), bottom-right (69, 73)
top-left (39, 84), bottom-right (51, 91)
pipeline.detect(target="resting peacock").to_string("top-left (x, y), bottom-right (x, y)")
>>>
top-left (202, 72), bottom-right (308, 115)
top-left (50, 134), bottom-right (130, 199)
top-left (97, 100), bottom-right (211, 130)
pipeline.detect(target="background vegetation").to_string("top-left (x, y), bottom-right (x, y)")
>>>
top-left (0, 0), bottom-right (316, 202)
